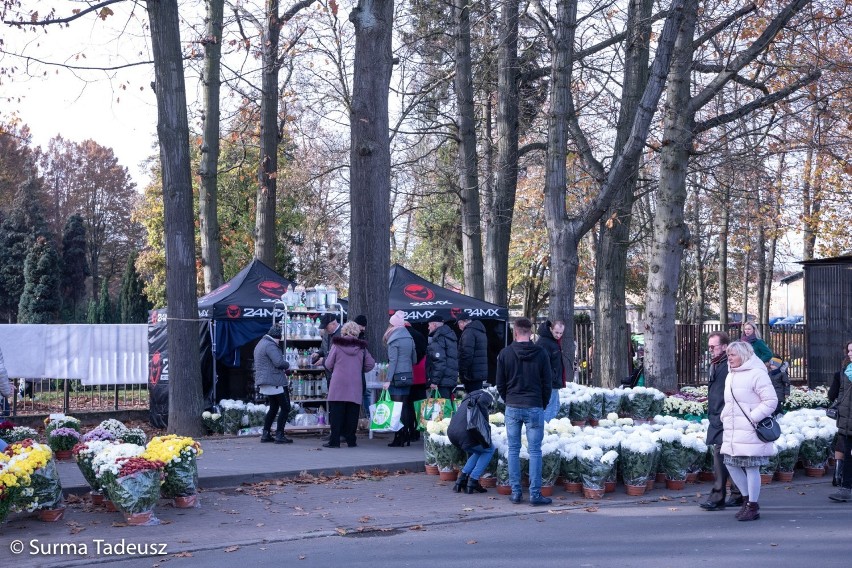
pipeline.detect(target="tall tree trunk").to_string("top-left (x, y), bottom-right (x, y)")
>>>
top-left (693, 184), bottom-right (706, 322)
top-left (146, 0), bottom-right (204, 437)
top-left (199, 0), bottom-right (225, 293)
top-left (741, 246), bottom-right (750, 323)
top-left (454, 0), bottom-right (484, 299)
top-left (594, 0), bottom-right (653, 387)
top-left (718, 202), bottom-right (729, 326)
top-left (255, 0), bottom-right (283, 266)
top-left (349, 0), bottom-right (393, 361)
top-left (483, 0), bottom-right (519, 307)
top-left (756, 223), bottom-right (766, 322)
top-left (643, 1), bottom-right (697, 392)
top-left (801, 108), bottom-right (819, 260)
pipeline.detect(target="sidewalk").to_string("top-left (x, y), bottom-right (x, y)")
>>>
top-left (54, 431), bottom-right (426, 493)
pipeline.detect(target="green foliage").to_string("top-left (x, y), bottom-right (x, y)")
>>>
top-left (60, 213), bottom-right (89, 321)
top-left (119, 250), bottom-right (150, 323)
top-left (96, 279), bottom-right (114, 324)
top-left (18, 236), bottom-right (61, 323)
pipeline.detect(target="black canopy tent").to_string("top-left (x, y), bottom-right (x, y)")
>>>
top-left (148, 259), bottom-right (295, 426)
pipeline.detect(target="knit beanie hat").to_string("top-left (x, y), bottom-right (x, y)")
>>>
top-left (389, 310), bottom-right (407, 328)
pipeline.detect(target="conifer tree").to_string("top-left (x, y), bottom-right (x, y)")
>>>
top-left (119, 251), bottom-right (150, 323)
top-left (18, 236), bottom-right (61, 323)
top-left (60, 214), bottom-right (90, 321)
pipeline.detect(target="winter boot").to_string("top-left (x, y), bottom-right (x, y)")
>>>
top-left (465, 478), bottom-right (487, 494)
top-left (275, 431), bottom-right (293, 444)
top-left (260, 430), bottom-right (274, 443)
top-left (737, 501), bottom-right (760, 521)
top-left (833, 460), bottom-right (844, 487)
top-left (733, 497), bottom-right (750, 520)
top-left (453, 472), bottom-right (469, 493)
top-left (828, 487), bottom-right (852, 502)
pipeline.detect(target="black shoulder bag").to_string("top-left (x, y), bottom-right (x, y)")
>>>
top-left (730, 390), bottom-right (781, 443)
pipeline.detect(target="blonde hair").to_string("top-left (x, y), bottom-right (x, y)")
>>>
top-left (742, 322), bottom-right (761, 339)
top-left (341, 321), bottom-right (361, 338)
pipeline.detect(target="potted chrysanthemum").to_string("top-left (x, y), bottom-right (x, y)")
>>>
top-left (94, 443), bottom-right (163, 525)
top-left (658, 429), bottom-right (705, 490)
top-left (219, 399), bottom-right (247, 434)
top-left (620, 435), bottom-right (656, 495)
top-left (143, 435), bottom-right (203, 508)
top-left (73, 439), bottom-right (117, 504)
top-left (201, 411), bottom-right (224, 435)
top-left (559, 441), bottom-right (583, 493)
top-left (773, 434), bottom-right (801, 482)
top-left (578, 446), bottom-right (618, 499)
top-left (541, 439), bottom-right (562, 495)
top-left (119, 428), bottom-right (148, 447)
top-left (47, 427), bottom-right (81, 460)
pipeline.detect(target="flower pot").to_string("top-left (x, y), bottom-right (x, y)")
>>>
top-left (625, 484), bottom-right (647, 497)
top-left (563, 481), bottom-right (583, 494)
top-left (105, 500), bottom-right (118, 512)
top-left (685, 472), bottom-right (698, 483)
top-left (805, 467), bottom-right (826, 477)
top-left (571, 420), bottom-right (586, 427)
top-left (173, 494), bottom-right (198, 509)
top-left (588, 419), bottom-right (599, 427)
top-left (604, 481), bottom-right (616, 493)
top-left (655, 472), bottom-right (666, 483)
top-left (424, 464), bottom-right (439, 475)
top-left (124, 511), bottom-right (154, 526)
top-left (90, 491), bottom-right (105, 506)
top-left (775, 470), bottom-right (794, 482)
top-left (556, 476), bottom-right (566, 486)
top-left (582, 486), bottom-right (604, 499)
top-left (665, 478), bottom-right (686, 490)
top-left (760, 473), bottom-right (773, 485)
top-left (479, 476), bottom-right (497, 488)
top-left (540, 485), bottom-right (554, 497)
top-left (698, 471), bottom-right (716, 482)
top-left (646, 478), bottom-right (655, 491)
top-left (37, 507), bottom-right (65, 522)
top-left (496, 485), bottom-right (512, 495)
top-left (439, 470), bottom-right (458, 482)
top-left (54, 450), bottom-right (73, 461)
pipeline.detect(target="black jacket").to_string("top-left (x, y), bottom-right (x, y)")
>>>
top-left (459, 320), bottom-right (488, 383)
top-left (448, 390), bottom-right (493, 451)
top-left (835, 362), bottom-right (852, 436)
top-left (536, 321), bottom-right (564, 390)
top-left (427, 324), bottom-right (460, 388)
top-left (705, 355), bottom-right (728, 446)
top-left (408, 326), bottom-right (428, 363)
top-left (496, 341), bottom-right (551, 409)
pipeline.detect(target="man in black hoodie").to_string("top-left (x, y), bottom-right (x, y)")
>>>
top-left (496, 318), bottom-right (552, 506)
top-left (536, 320), bottom-right (565, 422)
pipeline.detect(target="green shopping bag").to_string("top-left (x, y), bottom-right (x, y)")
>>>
top-left (369, 389), bottom-right (403, 432)
top-left (414, 387), bottom-right (456, 431)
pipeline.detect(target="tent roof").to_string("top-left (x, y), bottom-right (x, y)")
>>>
top-left (197, 258), bottom-right (294, 320)
top-left (388, 264), bottom-right (508, 322)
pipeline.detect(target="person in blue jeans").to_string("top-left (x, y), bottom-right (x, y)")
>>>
top-left (447, 389), bottom-right (495, 494)
top-left (496, 318), bottom-right (552, 506)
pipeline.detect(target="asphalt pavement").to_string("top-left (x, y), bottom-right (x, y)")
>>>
top-left (2, 432), bottom-right (850, 567)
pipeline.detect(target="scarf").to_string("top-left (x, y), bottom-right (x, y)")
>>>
top-left (845, 362), bottom-right (852, 382)
top-left (742, 332), bottom-right (756, 343)
top-left (711, 353), bottom-right (726, 365)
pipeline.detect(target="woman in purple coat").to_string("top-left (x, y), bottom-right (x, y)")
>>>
top-left (323, 322), bottom-right (376, 448)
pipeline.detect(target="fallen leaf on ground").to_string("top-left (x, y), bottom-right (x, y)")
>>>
top-left (223, 545), bottom-right (240, 553)
top-left (335, 528), bottom-right (347, 535)
top-left (357, 516), bottom-right (372, 523)
top-left (462, 507), bottom-right (473, 511)
top-left (298, 555), bottom-right (306, 560)
top-left (584, 507), bottom-right (598, 513)
top-left (467, 540), bottom-right (477, 545)
top-left (669, 508), bottom-right (679, 511)
top-left (173, 552), bottom-right (193, 557)
top-left (409, 525), bottom-right (424, 530)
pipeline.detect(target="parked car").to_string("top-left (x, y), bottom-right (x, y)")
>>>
top-left (773, 315), bottom-right (804, 326)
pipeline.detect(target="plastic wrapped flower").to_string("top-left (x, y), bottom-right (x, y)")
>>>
top-left (82, 428), bottom-right (117, 443)
top-left (144, 435), bottom-right (202, 498)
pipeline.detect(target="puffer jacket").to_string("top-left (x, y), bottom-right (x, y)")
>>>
top-left (325, 335), bottom-right (376, 404)
top-left (459, 320), bottom-right (488, 383)
top-left (386, 327), bottom-right (417, 380)
top-left (448, 390), bottom-right (493, 451)
top-left (835, 362), bottom-right (852, 436)
top-left (427, 324), bottom-right (459, 388)
top-left (0, 346), bottom-right (12, 399)
top-left (253, 335), bottom-right (290, 388)
top-left (720, 354), bottom-right (778, 457)
top-left (705, 355), bottom-right (728, 446)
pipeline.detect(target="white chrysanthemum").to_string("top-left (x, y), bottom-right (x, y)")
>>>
top-left (601, 450), bottom-right (619, 465)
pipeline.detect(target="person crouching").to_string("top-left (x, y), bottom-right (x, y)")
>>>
top-left (447, 390), bottom-right (495, 494)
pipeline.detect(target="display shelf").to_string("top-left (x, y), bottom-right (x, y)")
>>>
top-left (293, 397), bottom-right (327, 403)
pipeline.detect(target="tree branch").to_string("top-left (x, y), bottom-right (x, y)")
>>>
top-left (692, 2), bottom-right (756, 49)
top-left (0, 48), bottom-right (153, 71)
top-left (3, 0), bottom-right (125, 26)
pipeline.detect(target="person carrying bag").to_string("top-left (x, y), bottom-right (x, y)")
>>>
top-left (414, 387), bottom-right (455, 431)
top-left (369, 389), bottom-right (403, 432)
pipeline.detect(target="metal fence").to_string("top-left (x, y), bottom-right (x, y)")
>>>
top-left (2, 379), bottom-right (149, 417)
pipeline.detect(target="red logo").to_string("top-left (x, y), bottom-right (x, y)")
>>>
top-left (403, 284), bottom-right (435, 301)
top-left (257, 280), bottom-right (286, 299)
top-left (226, 304), bottom-right (241, 318)
top-left (149, 310), bottom-right (158, 325)
top-left (149, 351), bottom-right (162, 386)
top-left (450, 307), bottom-right (462, 319)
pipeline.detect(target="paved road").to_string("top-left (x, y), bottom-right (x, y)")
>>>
top-left (3, 467), bottom-right (849, 568)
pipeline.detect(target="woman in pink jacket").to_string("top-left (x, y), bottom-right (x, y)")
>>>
top-left (721, 340), bottom-right (778, 522)
top-left (323, 322), bottom-right (376, 448)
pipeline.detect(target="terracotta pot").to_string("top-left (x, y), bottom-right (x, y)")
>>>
top-left (173, 494), bottom-right (198, 508)
top-left (646, 478), bottom-right (655, 491)
top-left (625, 484), bottom-right (647, 497)
top-left (54, 450), bottom-right (73, 461)
top-left (588, 419), bottom-right (599, 427)
top-left (104, 500), bottom-right (118, 512)
top-left (37, 508), bottom-right (65, 522)
top-left (124, 511), bottom-right (154, 526)
top-left (665, 478), bottom-right (686, 490)
top-left (805, 467), bottom-right (826, 477)
top-left (90, 491), bottom-right (105, 506)
top-left (556, 476), bottom-right (566, 486)
top-left (775, 470), bottom-right (795, 482)
top-left (760, 473), bottom-right (774, 485)
top-left (439, 470), bottom-right (458, 482)
top-left (655, 472), bottom-right (666, 483)
top-left (698, 471), bottom-right (716, 482)
top-left (604, 481), bottom-right (616, 493)
top-left (479, 476), bottom-right (497, 488)
top-left (496, 485), bottom-right (512, 495)
top-left (582, 486), bottom-right (604, 499)
top-left (540, 485), bottom-right (554, 497)
top-left (685, 472), bottom-right (698, 483)
top-left (563, 481), bottom-right (583, 494)
top-left (571, 420), bottom-right (586, 427)
top-left (424, 464), bottom-right (439, 475)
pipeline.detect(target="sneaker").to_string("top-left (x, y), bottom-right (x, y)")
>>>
top-left (529, 494), bottom-right (553, 507)
top-left (829, 488), bottom-right (852, 502)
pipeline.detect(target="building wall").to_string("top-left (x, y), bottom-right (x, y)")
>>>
top-left (769, 278), bottom-right (804, 318)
